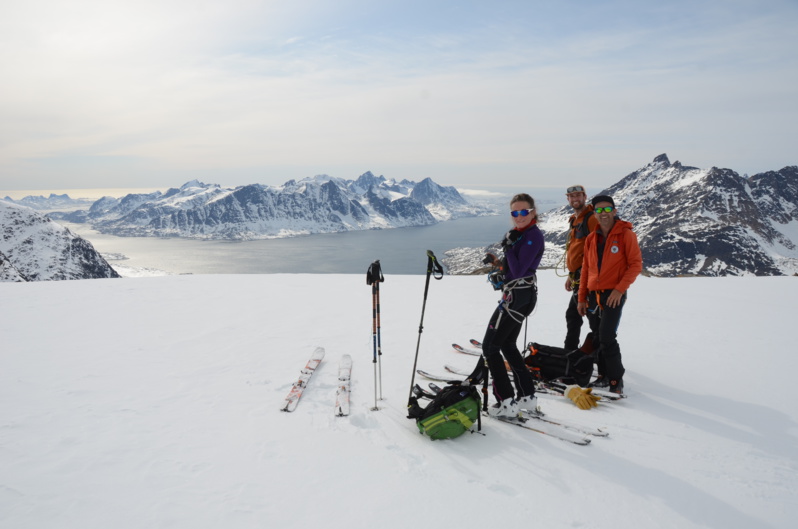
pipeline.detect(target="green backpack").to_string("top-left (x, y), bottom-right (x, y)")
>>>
top-left (408, 385), bottom-right (482, 440)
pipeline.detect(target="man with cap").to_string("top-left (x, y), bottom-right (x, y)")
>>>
top-left (563, 185), bottom-right (599, 351)
top-left (577, 195), bottom-right (643, 394)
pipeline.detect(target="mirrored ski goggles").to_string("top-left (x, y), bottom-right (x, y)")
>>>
top-left (566, 185), bottom-right (585, 194)
top-left (594, 206), bottom-right (615, 213)
top-left (510, 209), bottom-right (535, 217)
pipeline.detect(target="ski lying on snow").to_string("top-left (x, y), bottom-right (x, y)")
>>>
top-left (492, 415), bottom-right (591, 445)
top-left (281, 347), bottom-right (325, 412)
top-left (445, 363), bottom-right (516, 382)
top-left (445, 364), bottom-right (474, 376)
top-left (520, 409), bottom-right (608, 437)
top-left (416, 369), bottom-right (462, 383)
top-left (335, 354), bottom-right (352, 417)
top-left (452, 343), bottom-right (481, 356)
top-left (469, 339), bottom-right (483, 349)
top-left (445, 364), bottom-right (513, 382)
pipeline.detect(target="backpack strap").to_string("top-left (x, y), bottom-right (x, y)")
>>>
top-left (569, 209), bottom-right (595, 240)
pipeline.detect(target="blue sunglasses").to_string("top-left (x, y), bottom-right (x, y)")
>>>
top-left (510, 209), bottom-right (534, 217)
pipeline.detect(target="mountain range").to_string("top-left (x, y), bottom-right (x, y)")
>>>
top-left (6, 160), bottom-right (797, 280)
top-left (53, 172), bottom-right (486, 240)
top-left (444, 154), bottom-right (798, 277)
top-left (2, 193), bottom-right (94, 211)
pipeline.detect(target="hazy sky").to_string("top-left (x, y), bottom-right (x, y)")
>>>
top-left (1, 0), bottom-right (796, 193)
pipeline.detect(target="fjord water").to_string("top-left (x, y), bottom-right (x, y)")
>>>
top-left (64, 214), bottom-right (513, 275)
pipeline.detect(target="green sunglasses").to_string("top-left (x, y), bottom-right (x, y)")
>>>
top-left (594, 206), bottom-right (614, 213)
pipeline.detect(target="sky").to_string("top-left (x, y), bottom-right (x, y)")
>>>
top-left (1, 0), bottom-right (797, 193)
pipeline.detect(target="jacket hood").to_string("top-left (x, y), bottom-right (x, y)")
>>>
top-left (612, 219), bottom-right (634, 232)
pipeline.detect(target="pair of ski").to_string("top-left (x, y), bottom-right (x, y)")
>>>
top-left (415, 383), bottom-right (602, 445)
top-left (280, 347), bottom-right (353, 416)
top-left (444, 362), bottom-right (625, 402)
top-left (448, 340), bottom-right (626, 401)
top-left (416, 364), bottom-right (623, 402)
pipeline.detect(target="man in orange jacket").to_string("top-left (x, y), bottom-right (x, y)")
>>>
top-left (577, 195), bottom-right (642, 395)
top-left (563, 185), bottom-right (599, 351)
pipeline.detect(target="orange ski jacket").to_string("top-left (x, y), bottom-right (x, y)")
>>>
top-left (578, 219), bottom-right (643, 302)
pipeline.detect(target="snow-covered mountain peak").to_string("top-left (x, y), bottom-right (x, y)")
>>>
top-left (0, 201), bottom-right (120, 281)
top-left (536, 154), bottom-right (798, 276)
top-left (448, 155), bottom-right (797, 277)
top-left (652, 152), bottom-right (670, 165)
top-left (179, 179), bottom-right (209, 191)
top-left (352, 171), bottom-right (386, 193)
top-left (162, 181), bottom-right (228, 209)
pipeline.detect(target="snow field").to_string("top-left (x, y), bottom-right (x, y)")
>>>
top-left (1, 271), bottom-right (796, 528)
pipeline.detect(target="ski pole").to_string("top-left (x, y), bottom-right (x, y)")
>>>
top-left (366, 260), bottom-right (384, 411)
top-left (407, 250), bottom-right (444, 405)
top-left (481, 353), bottom-right (490, 412)
top-left (376, 276), bottom-right (383, 401)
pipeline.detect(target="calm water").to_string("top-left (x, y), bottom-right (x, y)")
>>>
top-left (64, 215), bottom-right (514, 275)
top-left (37, 184), bottom-right (570, 275)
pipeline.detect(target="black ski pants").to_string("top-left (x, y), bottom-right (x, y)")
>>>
top-left (481, 287), bottom-right (538, 402)
top-left (585, 290), bottom-right (626, 383)
top-left (564, 289), bottom-right (584, 351)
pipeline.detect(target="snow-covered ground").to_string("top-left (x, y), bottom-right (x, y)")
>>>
top-left (1, 271), bottom-right (795, 529)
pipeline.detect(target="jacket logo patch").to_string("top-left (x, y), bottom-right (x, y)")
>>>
top-left (611, 244), bottom-right (620, 254)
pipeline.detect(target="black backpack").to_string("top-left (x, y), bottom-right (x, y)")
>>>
top-left (524, 337), bottom-right (594, 388)
top-left (407, 385), bottom-right (482, 440)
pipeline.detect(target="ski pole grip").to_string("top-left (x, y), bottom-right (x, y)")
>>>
top-left (426, 250), bottom-right (444, 280)
top-left (366, 259), bottom-right (384, 285)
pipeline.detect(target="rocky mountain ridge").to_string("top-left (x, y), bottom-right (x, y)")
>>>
top-left (0, 201), bottom-right (120, 282)
top-left (444, 154), bottom-right (798, 277)
top-left (2, 193), bottom-right (94, 211)
top-left (54, 173), bottom-right (486, 240)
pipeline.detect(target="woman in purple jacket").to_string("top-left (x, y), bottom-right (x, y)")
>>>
top-left (466, 193), bottom-right (544, 418)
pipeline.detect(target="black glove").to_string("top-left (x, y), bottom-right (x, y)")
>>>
top-left (501, 229), bottom-right (521, 249)
top-left (488, 269), bottom-right (505, 291)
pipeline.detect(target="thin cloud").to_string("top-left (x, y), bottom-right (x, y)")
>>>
top-left (1, 0), bottom-right (796, 191)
